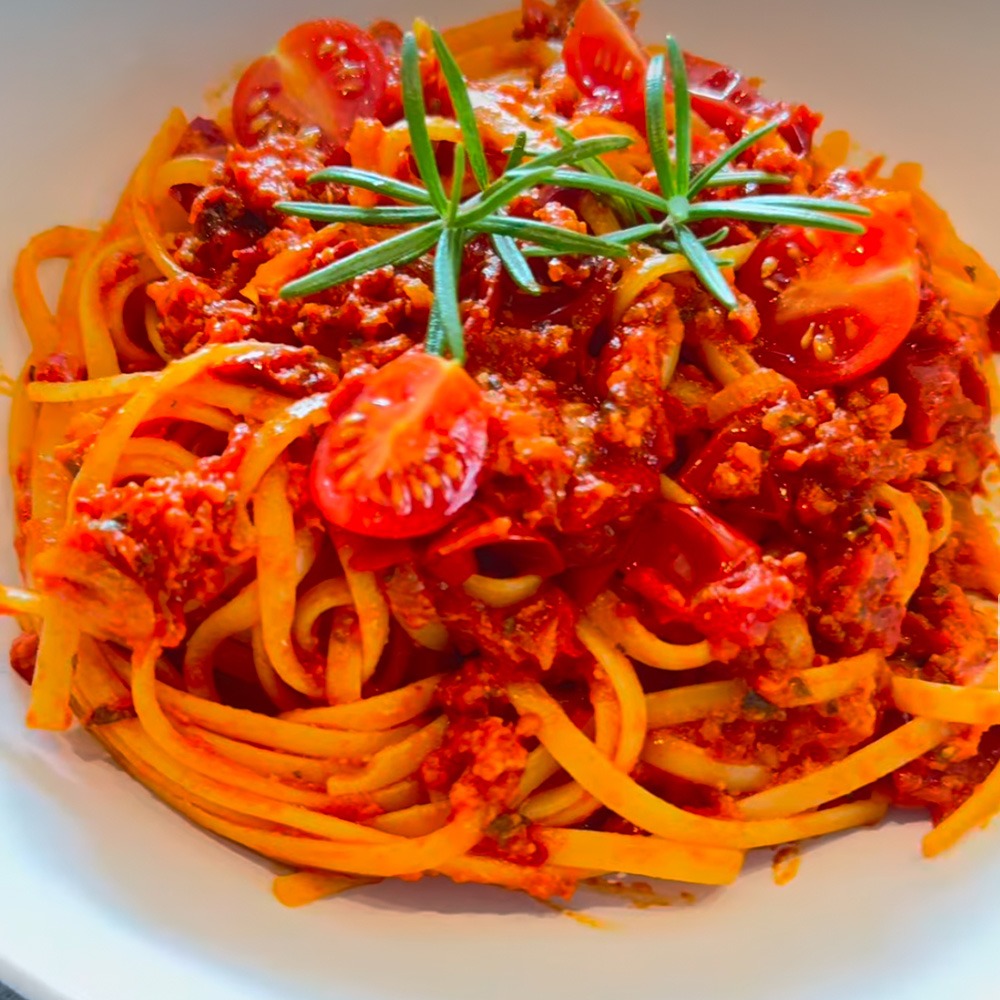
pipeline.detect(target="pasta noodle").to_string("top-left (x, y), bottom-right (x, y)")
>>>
top-left (4, 0), bottom-right (999, 907)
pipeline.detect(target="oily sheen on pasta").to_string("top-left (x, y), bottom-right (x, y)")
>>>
top-left (5, 0), bottom-right (1000, 906)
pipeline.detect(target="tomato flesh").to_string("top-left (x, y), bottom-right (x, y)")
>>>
top-left (562, 0), bottom-right (647, 102)
top-left (311, 353), bottom-right (489, 539)
top-left (738, 186), bottom-right (921, 386)
top-left (232, 20), bottom-right (387, 147)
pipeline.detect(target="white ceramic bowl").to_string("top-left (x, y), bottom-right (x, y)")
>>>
top-left (1, 2), bottom-right (998, 999)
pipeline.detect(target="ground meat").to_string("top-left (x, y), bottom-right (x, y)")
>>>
top-left (809, 525), bottom-right (904, 656)
top-left (594, 281), bottom-right (680, 461)
top-left (224, 133), bottom-right (340, 220)
top-left (433, 580), bottom-right (580, 674)
top-left (149, 274), bottom-right (259, 355)
top-left (255, 265), bottom-right (432, 359)
top-left (765, 379), bottom-right (918, 488)
top-left (465, 239), bottom-right (618, 388)
top-left (421, 714), bottom-right (529, 813)
top-left (479, 372), bottom-right (659, 543)
top-left (709, 441), bottom-right (764, 499)
top-left (35, 434), bottom-right (255, 646)
top-left (892, 726), bottom-right (1000, 822)
top-left (900, 554), bottom-right (993, 685)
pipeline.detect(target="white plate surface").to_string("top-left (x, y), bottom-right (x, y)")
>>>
top-left (1, 2), bottom-right (998, 998)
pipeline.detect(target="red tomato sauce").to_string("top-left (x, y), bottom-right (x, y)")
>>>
top-left (16, 0), bottom-right (1000, 849)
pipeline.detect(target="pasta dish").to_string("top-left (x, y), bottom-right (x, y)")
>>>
top-left (5, 0), bottom-right (1000, 905)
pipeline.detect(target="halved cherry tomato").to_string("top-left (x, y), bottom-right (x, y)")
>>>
top-left (678, 56), bottom-right (820, 152)
top-left (232, 20), bottom-right (387, 147)
top-left (738, 185), bottom-right (921, 387)
top-left (310, 353), bottom-right (489, 539)
top-left (562, 0), bottom-right (817, 150)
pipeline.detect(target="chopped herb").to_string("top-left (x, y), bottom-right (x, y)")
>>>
top-left (742, 689), bottom-right (779, 719)
top-left (789, 676), bottom-right (812, 700)
top-left (86, 701), bottom-right (137, 726)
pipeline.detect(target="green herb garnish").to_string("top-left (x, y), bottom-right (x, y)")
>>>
top-left (277, 28), bottom-right (872, 357)
top-left (276, 29), bottom-right (632, 362)
top-left (527, 36), bottom-right (871, 311)
top-left (554, 125), bottom-right (646, 227)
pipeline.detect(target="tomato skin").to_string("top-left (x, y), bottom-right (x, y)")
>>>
top-left (232, 20), bottom-right (387, 148)
top-left (310, 353), bottom-right (489, 540)
top-left (620, 502), bottom-right (795, 650)
top-left (423, 506), bottom-right (565, 586)
top-left (888, 343), bottom-right (990, 446)
top-left (738, 186), bottom-right (921, 387)
top-left (623, 502), bottom-right (757, 599)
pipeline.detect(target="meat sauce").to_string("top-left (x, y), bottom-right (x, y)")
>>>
top-left (16, 0), bottom-right (1000, 844)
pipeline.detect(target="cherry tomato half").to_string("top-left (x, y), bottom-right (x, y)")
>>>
top-left (561, 0), bottom-right (817, 150)
top-left (676, 56), bottom-right (820, 152)
top-left (232, 20), bottom-right (387, 147)
top-left (311, 353), bottom-right (489, 539)
top-left (738, 187), bottom-right (921, 386)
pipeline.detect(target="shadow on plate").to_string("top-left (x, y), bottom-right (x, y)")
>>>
top-left (5, 714), bottom-right (1000, 1000)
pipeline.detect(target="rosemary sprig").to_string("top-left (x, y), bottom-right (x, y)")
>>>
top-left (554, 126), bottom-right (644, 226)
top-left (432, 30), bottom-right (542, 295)
top-left (489, 133), bottom-right (542, 290)
top-left (561, 37), bottom-right (870, 310)
top-left (277, 220), bottom-right (444, 299)
top-left (277, 28), bottom-right (631, 359)
top-left (277, 25), bottom-right (873, 354)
